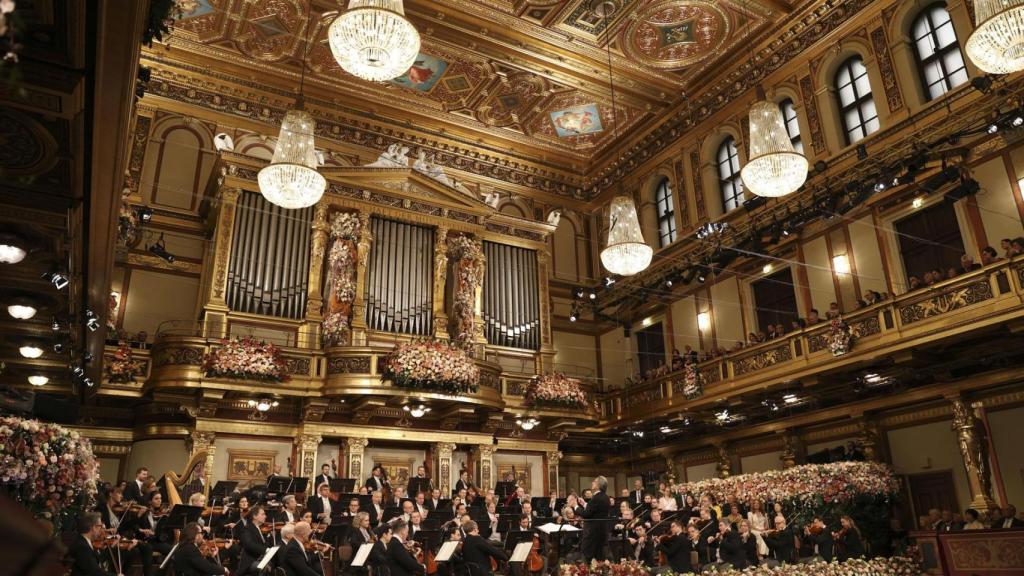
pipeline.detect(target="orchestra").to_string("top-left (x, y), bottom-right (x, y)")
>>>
top-left (66, 458), bottom-right (897, 576)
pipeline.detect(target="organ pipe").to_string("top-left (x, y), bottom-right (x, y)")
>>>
top-left (482, 241), bottom-right (539, 350)
top-left (365, 217), bottom-right (434, 336)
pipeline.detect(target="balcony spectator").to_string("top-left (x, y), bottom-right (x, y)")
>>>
top-left (1002, 238), bottom-right (1013, 258)
top-left (963, 509), bottom-right (985, 530)
top-left (946, 267), bottom-right (958, 280)
top-left (960, 254), bottom-right (981, 274)
top-left (1012, 237), bottom-right (1024, 256)
top-left (790, 318), bottom-right (806, 332)
top-left (807, 309), bottom-right (821, 324)
top-left (981, 246), bottom-right (1001, 266)
top-left (671, 349), bottom-right (684, 371)
top-left (909, 276), bottom-right (922, 290)
top-left (826, 302), bottom-right (841, 319)
top-left (683, 345), bottom-right (698, 364)
top-left (775, 323), bottom-right (787, 337)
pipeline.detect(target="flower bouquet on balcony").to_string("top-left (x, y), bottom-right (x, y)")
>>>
top-left (681, 361), bottom-right (704, 400)
top-left (323, 212), bottom-right (361, 347)
top-left (0, 416), bottom-right (98, 529)
top-left (828, 317), bottom-right (853, 356)
top-left (105, 342), bottom-right (140, 383)
top-left (381, 339), bottom-right (479, 395)
top-left (203, 336), bottom-right (289, 382)
top-left (525, 372), bottom-right (590, 409)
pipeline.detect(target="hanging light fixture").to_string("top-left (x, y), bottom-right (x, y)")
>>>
top-left (965, 0), bottom-right (1024, 74)
top-left (403, 403), bottom-right (431, 418)
top-left (741, 100), bottom-right (808, 197)
top-left (328, 0), bottom-right (420, 82)
top-left (259, 3), bottom-right (326, 209)
top-left (516, 417), bottom-right (539, 431)
top-left (598, 36), bottom-right (652, 276)
top-left (0, 232), bottom-right (27, 264)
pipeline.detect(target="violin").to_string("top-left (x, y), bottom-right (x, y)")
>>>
top-left (92, 535), bottom-right (138, 551)
top-left (111, 502), bottom-right (147, 515)
top-left (260, 521), bottom-right (288, 534)
top-left (805, 524), bottom-right (824, 536)
top-left (305, 540), bottom-right (335, 554)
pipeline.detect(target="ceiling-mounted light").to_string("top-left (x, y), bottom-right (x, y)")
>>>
top-left (762, 263), bottom-right (773, 275)
top-left (516, 417), bottom-right (539, 431)
top-left (28, 375), bottom-right (48, 386)
top-left (0, 232), bottom-right (27, 264)
top-left (601, 196), bottom-right (653, 276)
top-left (404, 403), bottom-right (431, 418)
top-left (43, 271), bottom-right (68, 290)
top-left (783, 393), bottom-right (799, 404)
top-left (19, 345), bottom-right (43, 359)
top-left (965, 0), bottom-right (1024, 74)
top-left (328, 0), bottom-right (421, 82)
top-left (741, 100), bottom-right (808, 198)
top-left (716, 409), bottom-right (731, 422)
top-left (147, 233), bottom-right (175, 263)
top-left (85, 310), bottom-right (100, 332)
top-left (7, 303), bottom-right (37, 320)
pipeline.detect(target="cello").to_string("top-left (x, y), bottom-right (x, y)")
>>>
top-left (527, 534), bottom-right (544, 574)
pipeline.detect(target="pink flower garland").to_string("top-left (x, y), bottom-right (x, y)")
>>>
top-left (525, 373), bottom-right (591, 409)
top-left (203, 336), bottom-right (289, 382)
top-left (448, 235), bottom-right (484, 349)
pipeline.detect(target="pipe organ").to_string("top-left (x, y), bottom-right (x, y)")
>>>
top-left (483, 241), bottom-right (540, 350)
top-left (226, 191), bottom-right (312, 319)
top-left (365, 217), bottom-right (435, 336)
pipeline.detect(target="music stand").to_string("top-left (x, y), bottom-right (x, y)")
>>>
top-left (156, 505), bottom-right (202, 541)
top-left (495, 481), bottom-right (516, 498)
top-left (413, 529), bottom-right (440, 553)
top-left (323, 519), bottom-right (352, 547)
top-left (408, 478), bottom-right (430, 495)
top-left (331, 478), bottom-right (356, 493)
top-left (498, 514), bottom-right (520, 535)
top-left (469, 506), bottom-right (489, 524)
top-left (421, 518), bottom-right (441, 531)
top-left (289, 477), bottom-right (309, 495)
top-left (504, 530), bottom-right (534, 555)
top-left (381, 506), bottom-right (402, 524)
top-left (350, 543), bottom-right (374, 568)
top-left (356, 494), bottom-right (373, 511)
top-left (210, 481), bottom-right (238, 501)
top-left (436, 498), bottom-right (452, 510)
top-left (266, 475), bottom-right (292, 495)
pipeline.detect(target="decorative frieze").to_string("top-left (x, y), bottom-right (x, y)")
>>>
top-left (898, 280), bottom-right (994, 325)
top-left (732, 343), bottom-right (793, 376)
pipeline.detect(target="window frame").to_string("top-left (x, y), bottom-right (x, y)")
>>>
top-left (835, 56), bottom-right (879, 145)
top-left (911, 3), bottom-right (968, 101)
top-left (779, 98), bottom-right (803, 153)
top-left (654, 176), bottom-right (677, 247)
top-left (717, 137), bottom-right (744, 213)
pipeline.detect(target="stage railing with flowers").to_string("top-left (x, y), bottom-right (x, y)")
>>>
top-left (558, 556), bottom-right (922, 576)
top-left (599, 258), bottom-right (1024, 423)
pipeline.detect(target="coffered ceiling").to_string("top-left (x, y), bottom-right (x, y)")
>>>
top-left (163, 0), bottom-right (786, 167)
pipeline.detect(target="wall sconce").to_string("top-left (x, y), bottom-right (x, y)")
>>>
top-left (832, 254), bottom-right (851, 275)
top-left (404, 404), bottom-right (431, 418)
top-left (697, 312), bottom-right (711, 332)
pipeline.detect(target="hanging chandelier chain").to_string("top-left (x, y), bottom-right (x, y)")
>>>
top-left (295, 0), bottom-right (316, 109)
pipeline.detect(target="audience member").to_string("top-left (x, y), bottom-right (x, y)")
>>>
top-left (981, 246), bottom-right (1001, 266)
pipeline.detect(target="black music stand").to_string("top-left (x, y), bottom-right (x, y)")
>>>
top-left (498, 514), bottom-right (520, 535)
top-left (421, 518), bottom-right (441, 531)
top-left (156, 505), bottom-right (203, 540)
top-left (413, 529), bottom-right (441, 553)
top-left (323, 518), bottom-right (352, 547)
top-left (266, 475), bottom-right (293, 496)
top-left (503, 529), bottom-right (534, 554)
top-left (436, 498), bottom-right (452, 510)
top-left (210, 481), bottom-right (238, 501)
top-left (495, 481), bottom-right (516, 498)
top-left (408, 478), bottom-right (431, 495)
top-left (330, 478), bottom-right (356, 493)
top-left (469, 506), bottom-right (489, 524)
top-left (381, 506), bottom-right (402, 524)
top-left (290, 477), bottom-right (309, 495)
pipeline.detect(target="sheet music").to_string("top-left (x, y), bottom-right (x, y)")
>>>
top-left (435, 541), bottom-right (460, 562)
top-left (538, 522), bottom-right (580, 533)
top-left (256, 546), bottom-right (280, 570)
top-left (510, 541), bottom-right (534, 563)
top-left (351, 543), bottom-right (374, 567)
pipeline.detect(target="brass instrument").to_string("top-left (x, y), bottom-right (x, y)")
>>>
top-left (164, 450), bottom-right (210, 506)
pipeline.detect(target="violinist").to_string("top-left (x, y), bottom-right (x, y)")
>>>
top-left (307, 483), bottom-right (336, 525)
top-left (762, 517), bottom-right (795, 564)
top-left (462, 520), bottom-right (508, 576)
top-left (173, 522), bottom-right (229, 576)
top-left (281, 522), bottom-right (324, 576)
top-left (627, 524), bottom-right (656, 567)
top-left (138, 491), bottom-right (173, 556)
top-left (710, 519), bottom-right (747, 570)
top-left (349, 512), bottom-right (375, 549)
top-left (237, 506), bottom-right (268, 576)
top-left (385, 519), bottom-right (425, 576)
top-left (684, 523), bottom-right (710, 571)
top-left (654, 520), bottom-right (689, 574)
top-left (342, 497), bottom-right (362, 518)
top-left (833, 515), bottom-right (864, 561)
top-left (803, 516), bottom-right (834, 562)
top-left (370, 523), bottom-right (393, 573)
top-left (280, 494), bottom-right (300, 524)
top-left (737, 520), bottom-right (759, 567)
top-left (223, 495), bottom-right (250, 535)
top-left (97, 487), bottom-right (154, 576)
top-left (365, 465), bottom-right (386, 493)
top-left (69, 512), bottom-right (121, 576)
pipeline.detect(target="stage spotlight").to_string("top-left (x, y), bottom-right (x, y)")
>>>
top-left (138, 206), bottom-right (153, 223)
top-left (85, 310), bottom-right (100, 332)
top-left (43, 271), bottom-right (69, 290)
top-left (51, 317), bottom-right (61, 331)
top-left (588, 291), bottom-right (597, 300)
top-left (148, 233), bottom-right (174, 263)
top-left (987, 123), bottom-right (999, 134)
top-left (53, 342), bottom-right (64, 353)
top-left (971, 75), bottom-right (994, 94)
top-left (696, 266), bottom-right (708, 284)
top-left (603, 276), bottom-right (616, 287)
top-left (572, 287), bottom-right (584, 300)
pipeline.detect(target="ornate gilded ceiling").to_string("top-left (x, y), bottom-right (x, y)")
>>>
top-left (162, 0), bottom-right (778, 164)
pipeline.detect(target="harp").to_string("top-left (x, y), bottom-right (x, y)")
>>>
top-left (164, 450), bottom-right (209, 507)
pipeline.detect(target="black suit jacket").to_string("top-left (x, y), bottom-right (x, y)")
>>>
top-left (281, 540), bottom-right (322, 576)
top-left (173, 543), bottom-right (224, 576)
top-left (307, 495), bottom-right (337, 522)
top-left (1000, 517), bottom-right (1024, 528)
top-left (237, 520), bottom-right (268, 576)
top-left (580, 490), bottom-right (610, 529)
top-left (365, 476), bottom-right (384, 492)
top-left (68, 536), bottom-right (114, 576)
top-left (717, 531), bottom-right (747, 569)
top-left (808, 531), bottom-right (834, 562)
top-left (315, 474), bottom-right (332, 489)
top-left (123, 480), bottom-right (144, 503)
top-left (462, 534), bottom-right (507, 575)
top-left (454, 479), bottom-right (470, 493)
top-left (657, 534), bottom-right (691, 573)
top-left (631, 490), bottom-right (644, 505)
top-left (684, 537), bottom-right (710, 570)
top-left (763, 529), bottom-right (795, 563)
top-left (837, 530), bottom-right (864, 561)
top-left (386, 537), bottom-right (423, 576)
top-left (368, 541), bottom-right (388, 569)
top-left (740, 533), bottom-right (759, 567)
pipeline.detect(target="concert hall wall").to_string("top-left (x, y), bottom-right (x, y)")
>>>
top-left (986, 406), bottom-right (1024, 507)
top-left (126, 439), bottom-right (188, 481)
top-left (888, 421), bottom-right (973, 511)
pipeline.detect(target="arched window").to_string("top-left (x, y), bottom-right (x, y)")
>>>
top-left (654, 177), bottom-right (677, 247)
top-left (835, 57), bottom-right (879, 145)
top-left (717, 137), bottom-right (743, 213)
top-left (779, 98), bottom-right (803, 153)
top-left (912, 4), bottom-right (968, 101)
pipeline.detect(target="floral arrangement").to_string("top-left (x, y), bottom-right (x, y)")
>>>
top-left (381, 339), bottom-right (479, 395)
top-left (828, 317), bottom-right (853, 356)
top-left (105, 342), bottom-right (140, 383)
top-left (682, 362), bottom-right (704, 400)
top-left (673, 461), bottom-right (898, 513)
top-left (447, 235), bottom-right (485, 348)
top-left (628, 556), bottom-right (921, 576)
top-left (203, 336), bottom-right (289, 382)
top-left (525, 372), bottom-right (590, 409)
top-left (559, 560), bottom-right (650, 576)
top-left (323, 212), bottom-right (361, 346)
top-left (0, 416), bottom-right (98, 528)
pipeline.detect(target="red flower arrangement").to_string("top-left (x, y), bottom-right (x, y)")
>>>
top-left (203, 336), bottom-right (289, 382)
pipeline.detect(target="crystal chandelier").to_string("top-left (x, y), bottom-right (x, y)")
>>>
top-left (965, 0), bottom-right (1024, 74)
top-left (328, 0), bottom-right (421, 82)
top-left (601, 196), bottom-right (653, 276)
top-left (741, 100), bottom-right (808, 197)
top-left (258, 3), bottom-right (326, 209)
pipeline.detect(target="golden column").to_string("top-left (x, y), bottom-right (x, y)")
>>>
top-left (432, 225), bottom-right (450, 339)
top-left (715, 443), bottom-right (732, 479)
top-left (302, 203), bottom-right (330, 347)
top-left (188, 431), bottom-right (216, 498)
top-left (297, 434), bottom-right (322, 484)
top-left (478, 444), bottom-right (495, 493)
top-left (350, 212), bottom-right (373, 345)
top-left (346, 437), bottom-right (369, 481)
top-left (536, 250), bottom-right (556, 373)
top-left (547, 450), bottom-right (562, 495)
top-left (779, 432), bottom-right (800, 468)
top-left (435, 442), bottom-right (457, 496)
top-left (858, 419), bottom-right (882, 462)
top-left (950, 398), bottom-right (999, 513)
top-left (202, 187), bottom-right (241, 338)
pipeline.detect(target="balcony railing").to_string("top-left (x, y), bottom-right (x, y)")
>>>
top-left (598, 258), bottom-right (1024, 424)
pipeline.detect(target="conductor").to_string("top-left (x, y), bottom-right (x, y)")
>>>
top-left (579, 475), bottom-right (610, 562)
